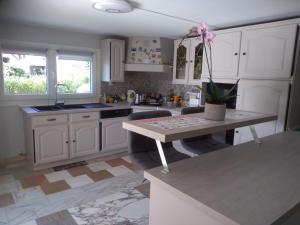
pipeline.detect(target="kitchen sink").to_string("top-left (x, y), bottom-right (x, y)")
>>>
top-left (32, 103), bottom-right (112, 112)
top-left (33, 105), bottom-right (63, 111)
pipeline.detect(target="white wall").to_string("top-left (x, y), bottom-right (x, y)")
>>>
top-left (0, 22), bottom-right (104, 158)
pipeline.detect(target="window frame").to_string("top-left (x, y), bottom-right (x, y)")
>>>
top-left (55, 51), bottom-right (95, 97)
top-left (0, 41), bottom-right (99, 101)
top-left (1, 49), bottom-right (49, 97)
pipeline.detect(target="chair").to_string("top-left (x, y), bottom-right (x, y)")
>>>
top-left (180, 107), bottom-right (229, 154)
top-left (128, 110), bottom-right (190, 170)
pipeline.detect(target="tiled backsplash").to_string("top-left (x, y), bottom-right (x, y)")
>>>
top-left (101, 71), bottom-right (198, 97)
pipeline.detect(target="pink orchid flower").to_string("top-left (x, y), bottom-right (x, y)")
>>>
top-left (205, 31), bottom-right (216, 43)
top-left (197, 22), bottom-right (209, 35)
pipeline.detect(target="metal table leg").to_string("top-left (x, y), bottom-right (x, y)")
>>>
top-left (249, 126), bottom-right (262, 144)
top-left (155, 140), bottom-right (170, 174)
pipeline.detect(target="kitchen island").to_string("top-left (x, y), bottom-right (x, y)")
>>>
top-left (144, 132), bottom-right (300, 225)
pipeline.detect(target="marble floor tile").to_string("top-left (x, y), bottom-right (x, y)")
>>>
top-left (87, 170), bottom-right (113, 182)
top-left (135, 182), bottom-right (150, 198)
top-left (69, 189), bottom-right (149, 225)
top-left (19, 220), bottom-right (38, 225)
top-left (0, 208), bottom-right (7, 224)
top-left (5, 204), bottom-right (37, 225)
top-left (67, 166), bottom-right (92, 177)
top-left (0, 174), bottom-right (15, 185)
top-left (107, 158), bottom-right (135, 171)
top-left (121, 155), bottom-right (132, 163)
top-left (44, 170), bottom-right (72, 183)
top-left (0, 180), bottom-right (22, 195)
top-left (87, 161), bottom-right (111, 172)
top-left (107, 165), bottom-right (134, 176)
top-left (65, 175), bottom-right (93, 188)
top-left (40, 180), bottom-right (70, 195)
top-left (13, 186), bottom-right (45, 203)
top-left (20, 175), bottom-right (47, 189)
top-left (36, 210), bottom-right (77, 225)
top-left (0, 192), bottom-right (15, 208)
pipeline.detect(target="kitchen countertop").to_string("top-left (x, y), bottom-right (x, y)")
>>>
top-left (144, 132), bottom-right (300, 225)
top-left (21, 102), bottom-right (185, 116)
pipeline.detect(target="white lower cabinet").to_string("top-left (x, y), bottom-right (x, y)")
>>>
top-left (101, 117), bottom-right (128, 151)
top-left (234, 79), bottom-right (290, 145)
top-left (70, 121), bottom-right (99, 158)
top-left (34, 124), bottom-right (69, 164)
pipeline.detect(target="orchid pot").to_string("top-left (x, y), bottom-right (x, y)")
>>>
top-left (204, 103), bottom-right (226, 121)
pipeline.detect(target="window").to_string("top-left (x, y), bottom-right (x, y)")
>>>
top-left (2, 49), bottom-right (47, 95)
top-left (56, 51), bottom-right (93, 94)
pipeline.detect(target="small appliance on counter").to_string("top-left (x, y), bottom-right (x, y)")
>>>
top-left (133, 92), bottom-right (163, 106)
top-left (127, 90), bottom-right (136, 104)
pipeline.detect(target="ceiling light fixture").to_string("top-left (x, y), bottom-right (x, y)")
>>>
top-left (93, 0), bottom-right (133, 13)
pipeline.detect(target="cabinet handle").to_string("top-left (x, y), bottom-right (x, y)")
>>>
top-left (47, 118), bottom-right (56, 121)
top-left (82, 115), bottom-right (90, 118)
top-left (234, 53), bottom-right (238, 56)
top-left (242, 52), bottom-right (246, 55)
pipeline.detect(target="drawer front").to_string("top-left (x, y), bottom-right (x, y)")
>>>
top-left (70, 112), bottom-right (99, 122)
top-left (32, 114), bottom-right (68, 126)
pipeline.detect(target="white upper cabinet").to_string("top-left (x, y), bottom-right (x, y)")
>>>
top-left (238, 24), bottom-right (297, 79)
top-left (101, 39), bottom-right (125, 82)
top-left (234, 79), bottom-right (290, 145)
top-left (202, 32), bottom-right (241, 79)
top-left (173, 38), bottom-right (203, 85)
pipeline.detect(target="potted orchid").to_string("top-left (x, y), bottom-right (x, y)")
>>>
top-left (190, 23), bottom-right (239, 121)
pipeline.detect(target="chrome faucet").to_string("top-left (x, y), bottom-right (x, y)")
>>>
top-left (54, 83), bottom-right (66, 105)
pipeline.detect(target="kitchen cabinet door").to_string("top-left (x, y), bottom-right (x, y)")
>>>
top-left (202, 32), bottom-right (241, 79)
top-left (110, 39), bottom-right (125, 82)
top-left (239, 24), bottom-right (297, 79)
top-left (188, 37), bottom-right (203, 84)
top-left (101, 117), bottom-right (128, 151)
top-left (234, 80), bottom-right (290, 145)
top-left (173, 39), bottom-right (190, 84)
top-left (70, 121), bottom-right (99, 158)
top-left (34, 124), bottom-right (69, 164)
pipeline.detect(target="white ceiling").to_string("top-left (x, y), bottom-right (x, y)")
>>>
top-left (0, 0), bottom-right (299, 38)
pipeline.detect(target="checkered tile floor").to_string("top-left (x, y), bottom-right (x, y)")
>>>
top-left (0, 155), bottom-right (135, 208)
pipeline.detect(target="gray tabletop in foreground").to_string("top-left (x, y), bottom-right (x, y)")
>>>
top-left (144, 132), bottom-right (300, 225)
top-left (122, 109), bottom-right (277, 143)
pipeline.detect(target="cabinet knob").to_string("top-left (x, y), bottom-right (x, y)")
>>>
top-left (190, 60), bottom-right (193, 63)
top-left (65, 141), bottom-right (69, 144)
top-left (72, 140), bottom-right (76, 143)
top-left (242, 52), bottom-right (246, 55)
top-left (235, 130), bottom-right (239, 133)
top-left (234, 53), bottom-right (238, 56)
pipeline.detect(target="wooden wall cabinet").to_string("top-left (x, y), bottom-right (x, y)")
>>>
top-left (202, 31), bottom-right (241, 79)
top-left (173, 37), bottom-right (203, 85)
top-left (101, 39), bottom-right (125, 82)
top-left (238, 24), bottom-right (297, 79)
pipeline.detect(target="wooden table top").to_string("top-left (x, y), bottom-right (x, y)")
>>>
top-left (122, 109), bottom-right (277, 142)
top-left (145, 132), bottom-right (300, 225)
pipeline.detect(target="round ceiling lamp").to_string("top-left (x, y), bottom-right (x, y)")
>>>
top-left (93, 0), bottom-right (133, 13)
